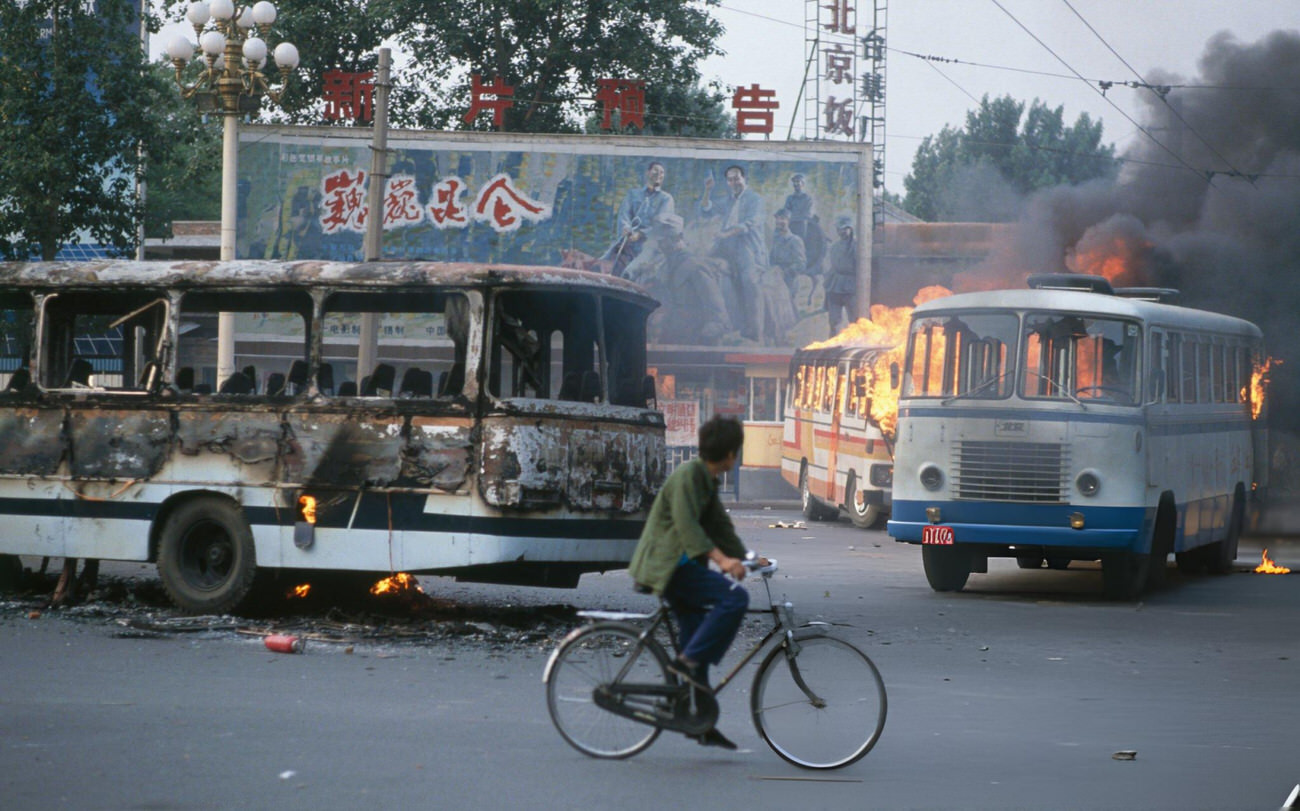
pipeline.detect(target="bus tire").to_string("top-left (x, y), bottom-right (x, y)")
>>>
top-left (922, 546), bottom-right (970, 592)
top-left (1206, 492), bottom-right (1244, 575)
top-left (846, 474), bottom-right (884, 529)
top-left (157, 497), bottom-right (258, 615)
top-left (1102, 551), bottom-right (1150, 601)
top-left (800, 464), bottom-right (838, 522)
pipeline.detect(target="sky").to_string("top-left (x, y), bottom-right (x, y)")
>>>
top-left (701, 0), bottom-right (1295, 196)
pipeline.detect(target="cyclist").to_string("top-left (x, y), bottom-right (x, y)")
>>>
top-left (628, 414), bottom-right (763, 750)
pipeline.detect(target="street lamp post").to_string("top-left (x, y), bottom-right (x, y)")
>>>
top-left (166, 0), bottom-right (299, 388)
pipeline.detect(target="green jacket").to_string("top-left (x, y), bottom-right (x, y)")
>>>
top-left (627, 458), bottom-right (748, 595)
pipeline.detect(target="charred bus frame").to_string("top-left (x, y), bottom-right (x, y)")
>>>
top-left (0, 260), bottom-right (666, 612)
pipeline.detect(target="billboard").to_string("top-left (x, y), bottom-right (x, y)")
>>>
top-left (237, 126), bottom-right (869, 347)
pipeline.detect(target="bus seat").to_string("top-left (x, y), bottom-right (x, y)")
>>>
top-left (580, 370), bottom-right (601, 402)
top-left (400, 367), bottom-right (433, 397)
top-left (362, 363), bottom-right (395, 396)
top-left (219, 371), bottom-right (254, 395)
top-left (265, 372), bottom-right (286, 396)
top-left (287, 360), bottom-right (308, 394)
top-left (64, 358), bottom-right (93, 387)
top-left (318, 363), bottom-right (335, 395)
top-left (5, 368), bottom-right (30, 392)
top-left (337, 380), bottom-right (357, 397)
top-left (558, 371), bottom-right (581, 400)
top-left (176, 366), bottom-right (194, 392)
top-left (641, 374), bottom-right (657, 409)
top-left (442, 361), bottom-right (465, 396)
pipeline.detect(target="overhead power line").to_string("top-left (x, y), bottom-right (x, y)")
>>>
top-left (1058, 0), bottom-right (1254, 186)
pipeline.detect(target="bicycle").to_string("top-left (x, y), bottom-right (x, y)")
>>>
top-left (543, 557), bottom-right (887, 770)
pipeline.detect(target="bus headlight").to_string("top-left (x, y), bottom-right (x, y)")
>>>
top-left (919, 464), bottom-right (944, 491)
top-left (1076, 470), bottom-right (1101, 497)
top-left (870, 464), bottom-right (893, 488)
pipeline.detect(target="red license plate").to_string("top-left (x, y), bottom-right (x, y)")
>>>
top-left (922, 525), bottom-right (955, 545)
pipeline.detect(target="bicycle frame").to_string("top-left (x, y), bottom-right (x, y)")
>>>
top-left (562, 567), bottom-right (829, 701)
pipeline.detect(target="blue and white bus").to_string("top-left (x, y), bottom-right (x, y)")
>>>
top-left (887, 274), bottom-right (1268, 599)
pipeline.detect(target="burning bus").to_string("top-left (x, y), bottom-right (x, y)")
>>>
top-left (781, 286), bottom-right (949, 529)
top-left (0, 260), bottom-right (666, 613)
top-left (887, 273), bottom-right (1269, 599)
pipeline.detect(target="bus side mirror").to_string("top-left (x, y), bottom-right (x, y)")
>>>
top-left (890, 363), bottom-right (900, 390)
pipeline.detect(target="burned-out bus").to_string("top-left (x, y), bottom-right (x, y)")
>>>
top-left (0, 261), bottom-right (665, 612)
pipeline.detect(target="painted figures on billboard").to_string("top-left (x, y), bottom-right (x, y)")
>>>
top-left (769, 209), bottom-right (807, 304)
top-left (825, 216), bottom-right (858, 333)
top-left (237, 130), bottom-right (864, 349)
top-left (698, 165), bottom-right (766, 342)
top-left (602, 161), bottom-right (674, 279)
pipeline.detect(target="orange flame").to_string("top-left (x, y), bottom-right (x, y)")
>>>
top-left (1242, 357), bottom-right (1279, 420)
top-left (804, 286), bottom-right (952, 440)
top-left (287, 583), bottom-right (311, 598)
top-left (370, 572), bottom-right (423, 595)
top-left (299, 495), bottom-right (317, 524)
top-left (1066, 231), bottom-right (1151, 286)
top-left (1255, 549), bottom-right (1291, 574)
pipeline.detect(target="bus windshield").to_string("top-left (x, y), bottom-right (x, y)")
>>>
top-left (903, 312), bottom-right (1018, 399)
top-left (1021, 313), bottom-right (1141, 405)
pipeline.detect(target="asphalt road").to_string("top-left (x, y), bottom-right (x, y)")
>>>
top-left (2, 507), bottom-right (1299, 811)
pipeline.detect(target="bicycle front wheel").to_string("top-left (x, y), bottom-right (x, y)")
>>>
top-left (751, 634), bottom-right (887, 769)
top-left (545, 623), bottom-right (671, 759)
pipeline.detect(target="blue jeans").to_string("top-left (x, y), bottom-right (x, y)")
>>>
top-left (664, 560), bottom-right (749, 678)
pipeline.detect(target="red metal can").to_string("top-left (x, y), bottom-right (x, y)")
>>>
top-left (264, 634), bottom-right (305, 654)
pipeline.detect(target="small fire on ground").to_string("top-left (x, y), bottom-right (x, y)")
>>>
top-left (287, 583), bottom-right (311, 598)
top-left (1255, 549), bottom-right (1291, 574)
top-left (370, 572), bottom-right (424, 595)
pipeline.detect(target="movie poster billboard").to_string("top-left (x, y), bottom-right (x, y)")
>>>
top-left (237, 126), bottom-right (869, 347)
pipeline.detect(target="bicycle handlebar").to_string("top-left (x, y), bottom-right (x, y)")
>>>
top-left (744, 556), bottom-right (778, 577)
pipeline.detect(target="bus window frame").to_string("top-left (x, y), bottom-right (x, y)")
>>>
top-left (1019, 312), bottom-right (1142, 407)
top-left (35, 290), bottom-right (172, 395)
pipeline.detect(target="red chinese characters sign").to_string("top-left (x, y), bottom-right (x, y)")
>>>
top-left (731, 84), bottom-right (779, 135)
top-left (463, 74), bottom-right (515, 129)
top-left (595, 79), bottom-right (646, 130)
top-left (322, 70), bottom-right (374, 123)
top-left (318, 168), bottom-right (551, 235)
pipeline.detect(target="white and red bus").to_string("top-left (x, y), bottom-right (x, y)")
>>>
top-left (781, 344), bottom-right (896, 528)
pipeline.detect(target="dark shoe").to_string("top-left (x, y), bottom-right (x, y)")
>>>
top-left (691, 728), bottom-right (738, 750)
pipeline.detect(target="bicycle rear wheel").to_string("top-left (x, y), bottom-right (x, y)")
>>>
top-left (751, 634), bottom-right (887, 769)
top-left (545, 623), bottom-right (671, 759)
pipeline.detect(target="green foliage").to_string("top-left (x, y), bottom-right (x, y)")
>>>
top-left (902, 94), bottom-right (1118, 222)
top-left (0, 0), bottom-right (172, 259)
top-left (141, 63), bottom-right (221, 238)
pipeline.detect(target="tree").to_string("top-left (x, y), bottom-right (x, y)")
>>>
top-left (0, 0), bottom-right (171, 260)
top-left (902, 94), bottom-right (1118, 222)
top-left (142, 63), bottom-right (221, 238)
